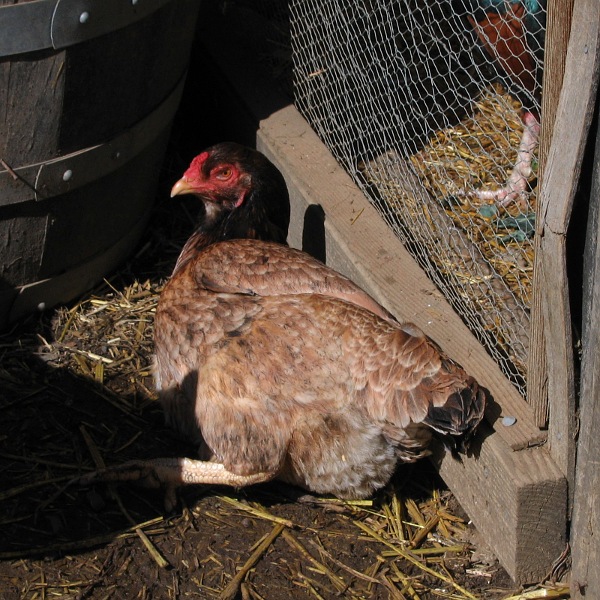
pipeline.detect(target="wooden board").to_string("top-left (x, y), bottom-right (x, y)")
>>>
top-left (436, 425), bottom-right (566, 585)
top-left (198, 5), bottom-right (567, 583)
top-left (571, 111), bottom-right (600, 600)
top-left (538, 0), bottom-right (600, 503)
top-left (527, 0), bottom-right (574, 429)
top-left (0, 50), bottom-right (65, 167)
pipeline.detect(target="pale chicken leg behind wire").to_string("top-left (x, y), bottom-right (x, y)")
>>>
top-left (472, 111), bottom-right (540, 207)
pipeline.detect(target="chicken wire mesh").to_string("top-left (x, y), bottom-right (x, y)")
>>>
top-left (289, 0), bottom-right (546, 396)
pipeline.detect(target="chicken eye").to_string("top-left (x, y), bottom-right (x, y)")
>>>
top-left (215, 167), bottom-right (233, 180)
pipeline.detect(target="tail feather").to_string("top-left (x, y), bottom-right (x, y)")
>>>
top-left (423, 380), bottom-right (486, 453)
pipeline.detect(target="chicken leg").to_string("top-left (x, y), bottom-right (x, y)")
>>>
top-left (78, 458), bottom-right (274, 511)
top-left (473, 111), bottom-right (540, 206)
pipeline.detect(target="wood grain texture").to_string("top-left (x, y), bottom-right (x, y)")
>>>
top-left (435, 427), bottom-right (566, 585)
top-left (538, 0), bottom-right (600, 497)
top-left (0, 211), bottom-right (47, 287)
top-left (528, 0), bottom-right (574, 428)
top-left (0, 50), bottom-right (66, 167)
top-left (570, 98), bottom-right (600, 600)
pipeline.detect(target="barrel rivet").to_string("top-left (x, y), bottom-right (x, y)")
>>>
top-left (63, 169), bottom-right (73, 181)
top-left (79, 11), bottom-right (90, 24)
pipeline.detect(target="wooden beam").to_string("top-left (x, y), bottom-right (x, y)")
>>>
top-left (570, 96), bottom-right (600, 600)
top-left (435, 425), bottom-right (566, 585)
top-left (538, 0), bottom-right (600, 501)
top-left (528, 0), bottom-right (574, 428)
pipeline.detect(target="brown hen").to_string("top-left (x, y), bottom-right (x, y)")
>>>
top-left (82, 142), bottom-right (486, 507)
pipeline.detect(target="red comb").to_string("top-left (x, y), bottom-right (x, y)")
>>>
top-left (184, 151), bottom-right (210, 179)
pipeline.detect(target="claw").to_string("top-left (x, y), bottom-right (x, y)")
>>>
top-left (75, 458), bottom-right (183, 511)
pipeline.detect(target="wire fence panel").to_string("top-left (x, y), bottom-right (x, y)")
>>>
top-left (290, 0), bottom-right (546, 396)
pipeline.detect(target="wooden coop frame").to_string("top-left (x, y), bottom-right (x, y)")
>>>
top-left (197, 0), bottom-right (600, 588)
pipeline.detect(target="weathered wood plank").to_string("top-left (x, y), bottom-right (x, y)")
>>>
top-left (0, 51), bottom-right (66, 167)
top-left (435, 426), bottom-right (566, 585)
top-left (538, 0), bottom-right (575, 166)
top-left (528, 0), bottom-right (574, 428)
top-left (538, 0), bottom-right (600, 496)
top-left (570, 97), bottom-right (600, 600)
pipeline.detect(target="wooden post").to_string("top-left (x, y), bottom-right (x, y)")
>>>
top-left (571, 106), bottom-right (600, 600)
top-left (527, 0), bottom-right (574, 428)
top-left (538, 0), bottom-right (600, 505)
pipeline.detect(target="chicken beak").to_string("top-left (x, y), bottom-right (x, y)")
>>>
top-left (170, 178), bottom-right (194, 198)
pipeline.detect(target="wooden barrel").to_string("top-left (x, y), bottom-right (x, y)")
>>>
top-left (0, 0), bottom-right (201, 328)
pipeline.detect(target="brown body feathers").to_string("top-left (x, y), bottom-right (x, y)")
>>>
top-left (82, 142), bottom-right (486, 504)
